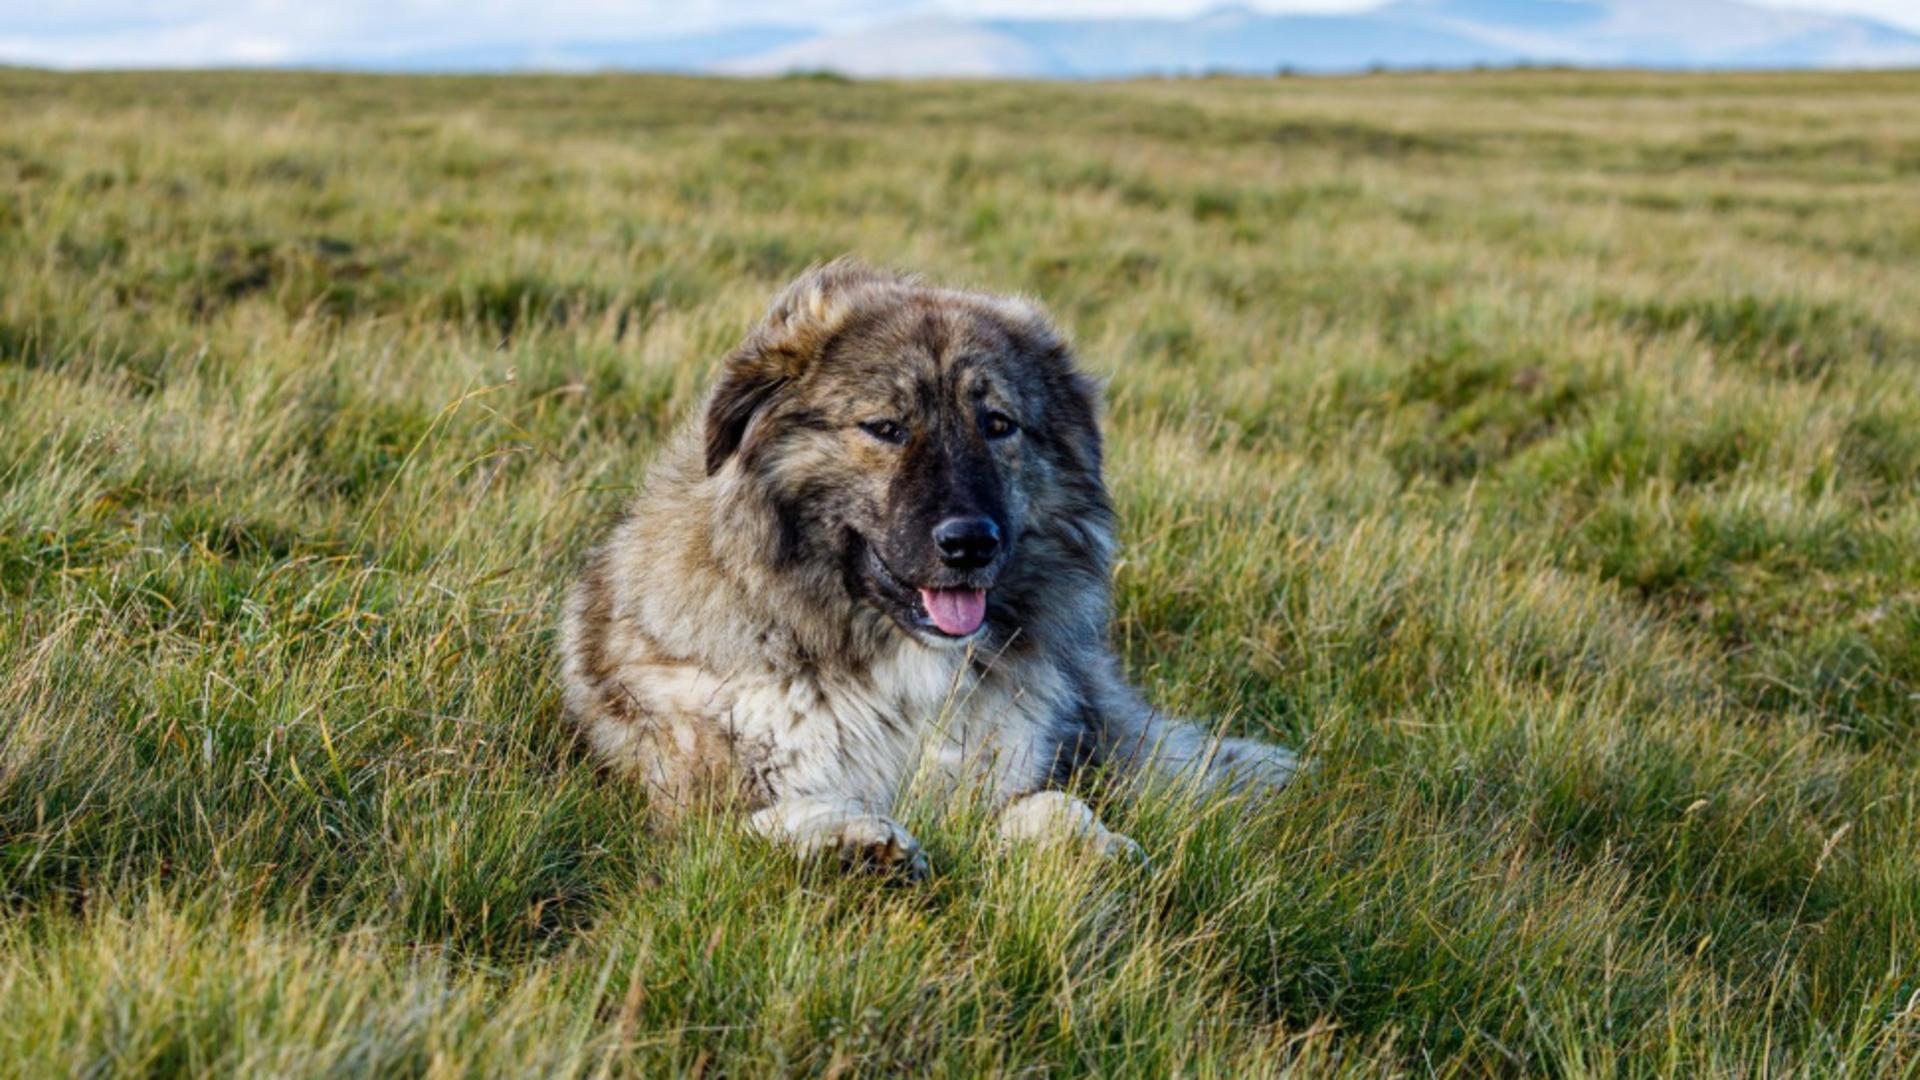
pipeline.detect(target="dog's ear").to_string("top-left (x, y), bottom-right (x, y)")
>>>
top-left (704, 259), bottom-right (902, 475)
top-left (704, 356), bottom-right (789, 476)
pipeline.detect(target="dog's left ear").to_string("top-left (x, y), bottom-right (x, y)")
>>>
top-left (704, 259), bottom-right (900, 475)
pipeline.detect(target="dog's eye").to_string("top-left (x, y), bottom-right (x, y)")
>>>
top-left (859, 419), bottom-right (907, 445)
top-left (982, 411), bottom-right (1019, 440)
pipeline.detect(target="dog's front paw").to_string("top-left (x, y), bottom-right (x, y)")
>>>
top-left (1213, 737), bottom-right (1300, 795)
top-left (833, 815), bottom-right (930, 881)
top-left (999, 791), bottom-right (1146, 866)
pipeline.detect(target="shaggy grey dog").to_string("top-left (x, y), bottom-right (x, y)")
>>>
top-left (560, 261), bottom-right (1296, 877)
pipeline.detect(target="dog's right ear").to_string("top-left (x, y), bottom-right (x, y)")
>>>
top-left (704, 259), bottom-right (899, 475)
top-left (703, 354), bottom-right (789, 476)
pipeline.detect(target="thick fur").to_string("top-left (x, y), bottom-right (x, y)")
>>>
top-left (559, 260), bottom-right (1296, 875)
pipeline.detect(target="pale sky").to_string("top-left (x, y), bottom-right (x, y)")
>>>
top-left (2, 0), bottom-right (1917, 68)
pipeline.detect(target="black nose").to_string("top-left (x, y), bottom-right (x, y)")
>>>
top-left (933, 516), bottom-right (1000, 569)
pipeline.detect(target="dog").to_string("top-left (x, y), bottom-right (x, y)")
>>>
top-left (559, 260), bottom-right (1297, 877)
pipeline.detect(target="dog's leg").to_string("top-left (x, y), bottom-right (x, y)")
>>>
top-left (1105, 708), bottom-right (1299, 795)
top-left (997, 791), bottom-right (1145, 862)
top-left (1091, 665), bottom-right (1299, 797)
top-left (749, 798), bottom-right (930, 880)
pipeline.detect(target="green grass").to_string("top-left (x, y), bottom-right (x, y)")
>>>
top-left (2, 67), bottom-right (1918, 1075)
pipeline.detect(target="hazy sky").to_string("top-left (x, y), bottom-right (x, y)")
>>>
top-left (4, 0), bottom-right (1918, 68)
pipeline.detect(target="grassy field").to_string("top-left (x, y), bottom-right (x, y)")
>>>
top-left (1, 66), bottom-right (1918, 1075)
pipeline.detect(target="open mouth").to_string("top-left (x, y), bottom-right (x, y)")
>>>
top-left (863, 545), bottom-right (992, 640)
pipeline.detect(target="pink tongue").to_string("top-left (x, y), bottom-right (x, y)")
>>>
top-left (920, 587), bottom-right (987, 636)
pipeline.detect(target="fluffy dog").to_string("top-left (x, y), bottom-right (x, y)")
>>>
top-left (560, 261), bottom-right (1296, 876)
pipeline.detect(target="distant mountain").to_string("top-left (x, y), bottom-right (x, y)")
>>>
top-left (711, 1), bottom-right (1920, 78)
top-left (311, 1), bottom-right (1920, 77)
top-left (970, 7), bottom-right (1530, 78)
top-left (1383, 0), bottom-right (1920, 68)
top-left (355, 26), bottom-right (815, 74)
top-left (711, 19), bottom-right (1054, 79)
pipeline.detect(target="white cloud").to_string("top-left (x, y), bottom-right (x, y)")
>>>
top-left (937, 0), bottom-right (1374, 14)
top-left (0, 0), bottom-right (886, 66)
top-left (1, 0), bottom-right (1915, 68)
top-left (1751, 0), bottom-right (1920, 29)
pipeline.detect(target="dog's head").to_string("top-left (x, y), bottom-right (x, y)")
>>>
top-left (704, 260), bottom-right (1108, 647)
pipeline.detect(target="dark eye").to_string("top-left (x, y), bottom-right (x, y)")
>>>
top-left (982, 411), bottom-right (1019, 439)
top-left (859, 419), bottom-right (907, 445)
